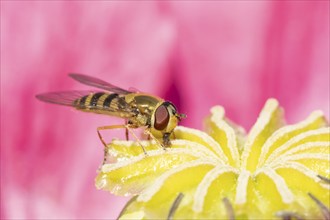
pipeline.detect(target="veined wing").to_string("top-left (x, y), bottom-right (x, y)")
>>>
top-left (36, 90), bottom-right (136, 118)
top-left (68, 73), bottom-right (131, 94)
top-left (36, 90), bottom-right (95, 106)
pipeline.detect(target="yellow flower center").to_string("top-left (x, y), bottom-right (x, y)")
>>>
top-left (96, 99), bottom-right (330, 219)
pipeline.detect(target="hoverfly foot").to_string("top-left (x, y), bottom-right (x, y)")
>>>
top-left (162, 133), bottom-right (171, 149)
top-left (136, 141), bottom-right (148, 156)
top-left (141, 146), bottom-right (148, 156)
top-left (161, 144), bottom-right (167, 151)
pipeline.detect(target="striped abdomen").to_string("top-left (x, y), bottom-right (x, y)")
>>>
top-left (73, 92), bottom-right (133, 118)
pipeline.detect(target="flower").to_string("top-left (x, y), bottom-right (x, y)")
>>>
top-left (2, 1), bottom-right (328, 219)
top-left (96, 99), bottom-right (330, 219)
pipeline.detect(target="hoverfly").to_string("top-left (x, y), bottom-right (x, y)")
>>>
top-left (36, 74), bottom-right (186, 154)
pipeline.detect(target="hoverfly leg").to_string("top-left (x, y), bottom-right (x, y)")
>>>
top-left (96, 126), bottom-right (111, 165)
top-left (125, 119), bottom-right (129, 141)
top-left (97, 125), bottom-right (148, 161)
top-left (144, 129), bottom-right (166, 150)
top-left (163, 133), bottom-right (171, 147)
top-left (124, 124), bottom-right (148, 156)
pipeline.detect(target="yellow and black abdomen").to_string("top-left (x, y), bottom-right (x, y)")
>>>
top-left (74, 92), bottom-right (134, 118)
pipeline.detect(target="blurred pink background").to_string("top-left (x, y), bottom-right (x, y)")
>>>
top-left (1, 1), bottom-right (329, 219)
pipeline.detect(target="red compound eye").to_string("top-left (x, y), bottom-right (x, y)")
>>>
top-left (154, 105), bottom-right (170, 130)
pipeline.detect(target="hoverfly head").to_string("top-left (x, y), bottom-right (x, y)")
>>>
top-left (153, 101), bottom-right (185, 133)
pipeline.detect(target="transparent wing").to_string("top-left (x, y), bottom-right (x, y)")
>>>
top-left (68, 73), bottom-right (131, 94)
top-left (35, 90), bottom-right (96, 106)
top-left (36, 90), bottom-right (137, 118)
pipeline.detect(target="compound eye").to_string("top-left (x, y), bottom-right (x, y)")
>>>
top-left (154, 105), bottom-right (170, 130)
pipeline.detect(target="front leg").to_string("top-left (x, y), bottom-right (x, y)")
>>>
top-left (163, 132), bottom-right (172, 147)
top-left (143, 129), bottom-right (166, 150)
top-left (97, 124), bottom-right (148, 164)
top-left (125, 119), bottom-right (129, 141)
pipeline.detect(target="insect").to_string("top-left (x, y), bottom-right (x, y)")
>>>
top-left (36, 74), bottom-right (186, 154)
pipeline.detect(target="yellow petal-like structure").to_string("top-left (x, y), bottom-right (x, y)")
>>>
top-left (96, 99), bottom-right (330, 219)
